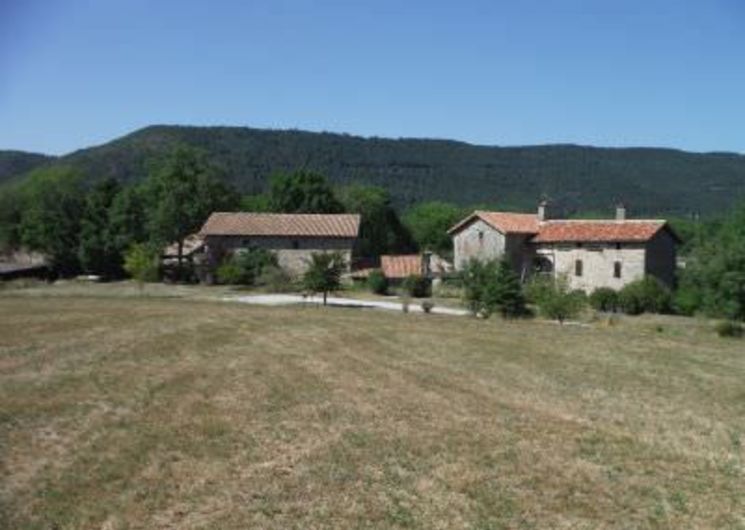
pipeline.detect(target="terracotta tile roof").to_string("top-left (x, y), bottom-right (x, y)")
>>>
top-left (381, 255), bottom-right (423, 279)
top-left (199, 212), bottom-right (361, 238)
top-left (448, 211), bottom-right (539, 235)
top-left (532, 220), bottom-right (669, 243)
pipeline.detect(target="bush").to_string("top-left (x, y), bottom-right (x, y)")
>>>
top-left (589, 287), bottom-right (619, 312)
top-left (462, 259), bottom-right (526, 318)
top-left (367, 269), bottom-right (389, 295)
top-left (716, 320), bottom-right (743, 338)
top-left (217, 248), bottom-right (277, 286)
top-left (403, 275), bottom-right (430, 298)
top-left (530, 275), bottom-right (586, 324)
top-left (618, 277), bottom-right (672, 315)
top-left (256, 265), bottom-right (295, 292)
top-left (123, 243), bottom-right (159, 290)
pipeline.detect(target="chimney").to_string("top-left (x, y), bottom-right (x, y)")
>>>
top-left (615, 203), bottom-right (627, 221)
top-left (537, 200), bottom-right (549, 222)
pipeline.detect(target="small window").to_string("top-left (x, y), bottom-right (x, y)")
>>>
top-left (614, 261), bottom-right (622, 278)
top-left (292, 240), bottom-right (300, 250)
top-left (575, 259), bottom-right (583, 277)
top-left (615, 243), bottom-right (622, 250)
top-left (478, 230), bottom-right (484, 241)
top-left (576, 242), bottom-right (583, 248)
top-left (241, 238), bottom-right (251, 247)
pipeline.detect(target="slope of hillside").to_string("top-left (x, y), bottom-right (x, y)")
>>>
top-left (0, 151), bottom-right (54, 186)
top-left (6, 125), bottom-right (745, 214)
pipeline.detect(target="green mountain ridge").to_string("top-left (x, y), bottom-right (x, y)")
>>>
top-left (5, 125), bottom-right (745, 215)
top-left (0, 151), bottom-right (56, 186)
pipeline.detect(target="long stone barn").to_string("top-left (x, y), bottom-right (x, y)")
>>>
top-left (198, 212), bottom-right (361, 279)
top-left (448, 203), bottom-right (680, 292)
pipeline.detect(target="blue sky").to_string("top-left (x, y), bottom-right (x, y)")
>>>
top-left (1, 0), bottom-right (744, 155)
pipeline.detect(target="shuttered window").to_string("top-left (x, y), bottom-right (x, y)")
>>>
top-left (575, 259), bottom-right (583, 277)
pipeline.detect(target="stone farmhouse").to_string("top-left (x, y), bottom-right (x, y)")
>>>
top-left (198, 212), bottom-right (361, 278)
top-left (448, 203), bottom-right (680, 292)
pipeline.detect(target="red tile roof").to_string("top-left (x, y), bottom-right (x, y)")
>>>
top-left (531, 220), bottom-right (668, 243)
top-left (381, 255), bottom-right (422, 279)
top-left (199, 212), bottom-right (361, 238)
top-left (448, 211), bottom-right (539, 235)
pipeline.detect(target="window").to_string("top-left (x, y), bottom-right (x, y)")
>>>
top-left (614, 261), bottom-right (622, 278)
top-left (478, 230), bottom-right (484, 242)
top-left (575, 259), bottom-right (583, 277)
top-left (241, 238), bottom-right (251, 247)
top-left (292, 240), bottom-right (300, 249)
top-left (576, 242), bottom-right (583, 248)
top-left (615, 243), bottom-right (622, 250)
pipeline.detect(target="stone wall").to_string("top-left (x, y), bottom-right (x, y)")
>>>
top-left (535, 243), bottom-right (647, 292)
top-left (203, 235), bottom-right (355, 278)
top-left (452, 219), bottom-right (506, 270)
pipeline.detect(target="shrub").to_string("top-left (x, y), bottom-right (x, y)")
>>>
top-left (123, 243), bottom-right (159, 291)
top-left (589, 287), bottom-right (619, 312)
top-left (618, 277), bottom-right (672, 315)
top-left (530, 275), bottom-right (586, 324)
top-left (256, 265), bottom-right (294, 292)
top-left (462, 259), bottom-right (526, 318)
top-left (421, 300), bottom-right (435, 314)
top-left (403, 275), bottom-right (431, 298)
top-left (217, 248), bottom-right (277, 286)
top-left (716, 320), bottom-right (744, 338)
top-left (673, 286), bottom-right (700, 317)
top-left (367, 269), bottom-right (389, 295)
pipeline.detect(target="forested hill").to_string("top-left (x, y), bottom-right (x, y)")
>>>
top-left (0, 151), bottom-right (55, 186)
top-left (6, 125), bottom-right (745, 215)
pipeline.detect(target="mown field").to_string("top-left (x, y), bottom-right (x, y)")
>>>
top-left (1, 292), bottom-right (744, 529)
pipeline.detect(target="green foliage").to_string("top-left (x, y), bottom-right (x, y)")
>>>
top-left (589, 287), bottom-right (619, 312)
top-left (715, 320), bottom-right (744, 338)
top-left (144, 146), bottom-right (238, 271)
top-left (529, 275), bottom-right (586, 324)
top-left (217, 248), bottom-right (277, 286)
top-left (303, 252), bottom-right (346, 305)
top-left (256, 265), bottom-right (295, 292)
top-left (366, 269), bottom-right (389, 295)
top-left (19, 166), bottom-right (85, 275)
top-left (123, 243), bottom-right (159, 289)
top-left (7, 126), bottom-right (745, 216)
top-left (402, 275), bottom-right (431, 298)
top-left (338, 185), bottom-right (414, 257)
top-left (618, 277), bottom-right (672, 315)
top-left (421, 300), bottom-right (435, 314)
top-left (0, 150), bottom-right (51, 186)
top-left (403, 201), bottom-right (464, 254)
top-left (78, 178), bottom-right (122, 277)
top-left (269, 170), bottom-right (343, 214)
top-left (0, 186), bottom-right (23, 252)
top-left (676, 202), bottom-right (745, 320)
top-left (240, 193), bottom-right (272, 212)
top-left (462, 259), bottom-right (526, 318)
top-left (108, 185), bottom-right (148, 260)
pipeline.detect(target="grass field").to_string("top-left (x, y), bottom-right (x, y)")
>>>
top-left (1, 291), bottom-right (744, 529)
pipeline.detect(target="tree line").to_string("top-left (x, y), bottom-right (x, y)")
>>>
top-left (0, 145), bottom-right (470, 278)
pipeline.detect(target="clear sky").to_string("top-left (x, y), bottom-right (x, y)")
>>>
top-left (1, 0), bottom-right (744, 155)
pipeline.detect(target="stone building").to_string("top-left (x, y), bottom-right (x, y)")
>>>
top-left (448, 204), bottom-right (679, 291)
top-left (199, 212), bottom-right (361, 278)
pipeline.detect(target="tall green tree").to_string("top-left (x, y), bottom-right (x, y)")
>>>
top-left (78, 178), bottom-right (121, 276)
top-left (269, 170), bottom-right (343, 213)
top-left (677, 202), bottom-right (745, 320)
top-left (0, 186), bottom-right (23, 253)
top-left (19, 167), bottom-right (84, 275)
top-left (338, 185), bottom-right (414, 258)
top-left (144, 146), bottom-right (239, 272)
top-left (403, 201), bottom-right (464, 254)
top-left (108, 185), bottom-right (148, 261)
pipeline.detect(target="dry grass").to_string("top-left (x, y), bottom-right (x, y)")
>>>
top-left (1, 292), bottom-right (744, 529)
